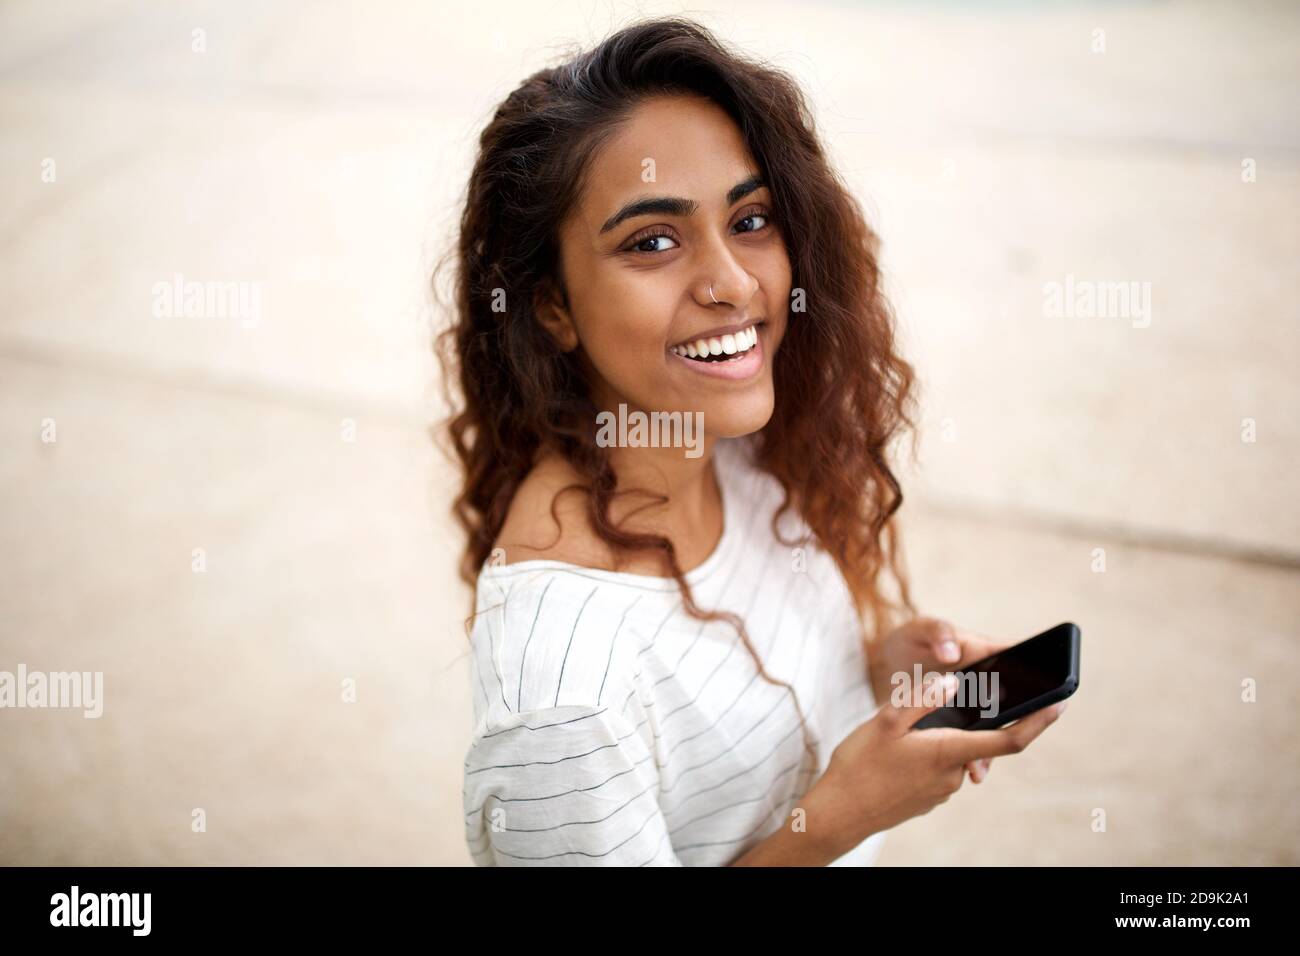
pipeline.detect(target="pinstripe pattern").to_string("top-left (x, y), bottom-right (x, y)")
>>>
top-left (462, 436), bottom-right (888, 866)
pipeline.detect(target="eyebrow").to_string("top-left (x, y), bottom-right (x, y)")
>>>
top-left (598, 174), bottom-right (766, 235)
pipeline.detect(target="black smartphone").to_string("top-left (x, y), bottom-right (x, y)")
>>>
top-left (909, 622), bottom-right (1081, 732)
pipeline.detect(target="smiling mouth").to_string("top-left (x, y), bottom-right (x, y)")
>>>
top-left (669, 322), bottom-right (762, 362)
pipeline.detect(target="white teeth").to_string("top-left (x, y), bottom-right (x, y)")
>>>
top-left (671, 324), bottom-right (761, 360)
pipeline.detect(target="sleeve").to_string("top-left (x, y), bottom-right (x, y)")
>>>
top-left (463, 702), bottom-right (683, 866)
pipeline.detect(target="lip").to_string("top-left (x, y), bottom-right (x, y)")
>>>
top-left (667, 324), bottom-right (764, 381)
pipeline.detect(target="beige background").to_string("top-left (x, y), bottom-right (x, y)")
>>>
top-left (1, 0), bottom-right (1296, 865)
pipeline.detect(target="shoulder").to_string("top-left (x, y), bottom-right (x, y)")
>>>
top-left (494, 444), bottom-right (761, 577)
top-left (469, 566), bottom-right (668, 719)
top-left (492, 451), bottom-right (666, 574)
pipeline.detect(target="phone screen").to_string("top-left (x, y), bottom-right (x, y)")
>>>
top-left (911, 622), bottom-right (1079, 731)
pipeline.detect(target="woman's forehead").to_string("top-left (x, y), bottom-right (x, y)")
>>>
top-left (593, 98), bottom-right (749, 183)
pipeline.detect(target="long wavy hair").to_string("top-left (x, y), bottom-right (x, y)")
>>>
top-left (432, 17), bottom-right (918, 758)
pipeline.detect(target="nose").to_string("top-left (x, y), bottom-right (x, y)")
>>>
top-left (695, 236), bottom-right (759, 309)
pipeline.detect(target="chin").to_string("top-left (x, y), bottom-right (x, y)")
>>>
top-left (701, 388), bottom-right (775, 439)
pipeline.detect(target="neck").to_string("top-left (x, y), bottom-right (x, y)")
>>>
top-left (604, 436), bottom-right (722, 531)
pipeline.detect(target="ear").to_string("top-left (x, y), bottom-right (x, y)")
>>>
top-left (533, 278), bottom-right (579, 352)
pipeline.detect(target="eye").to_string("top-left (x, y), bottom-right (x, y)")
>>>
top-left (623, 228), bottom-right (680, 255)
top-left (733, 206), bottom-right (771, 235)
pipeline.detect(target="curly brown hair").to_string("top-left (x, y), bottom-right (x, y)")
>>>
top-left (432, 17), bottom-right (918, 744)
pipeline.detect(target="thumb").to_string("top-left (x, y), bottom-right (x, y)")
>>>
top-left (885, 671), bottom-right (958, 735)
top-left (906, 617), bottom-right (959, 663)
top-left (931, 624), bottom-right (961, 664)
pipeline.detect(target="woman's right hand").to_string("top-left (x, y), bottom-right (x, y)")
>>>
top-left (809, 674), bottom-right (1069, 856)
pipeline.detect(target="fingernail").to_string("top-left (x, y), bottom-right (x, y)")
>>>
top-left (1056, 701), bottom-right (1069, 715)
top-left (940, 641), bottom-right (959, 661)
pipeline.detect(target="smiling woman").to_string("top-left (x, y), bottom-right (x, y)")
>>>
top-left (539, 92), bottom-right (791, 434)
top-left (432, 16), bottom-right (968, 867)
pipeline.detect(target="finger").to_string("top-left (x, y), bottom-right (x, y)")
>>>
top-left (946, 699), bottom-right (1068, 764)
top-left (949, 627), bottom-right (1010, 668)
top-left (896, 617), bottom-right (960, 664)
top-left (925, 620), bottom-right (961, 664)
top-left (884, 672), bottom-right (959, 735)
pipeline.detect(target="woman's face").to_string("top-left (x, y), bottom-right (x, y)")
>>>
top-left (544, 94), bottom-right (791, 440)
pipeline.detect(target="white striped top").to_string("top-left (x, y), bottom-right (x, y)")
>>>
top-left (461, 435), bottom-right (887, 866)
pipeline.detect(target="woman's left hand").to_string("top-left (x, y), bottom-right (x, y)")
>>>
top-left (868, 616), bottom-right (1013, 785)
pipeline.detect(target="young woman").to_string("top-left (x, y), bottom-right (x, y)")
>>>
top-left (435, 17), bottom-right (1066, 866)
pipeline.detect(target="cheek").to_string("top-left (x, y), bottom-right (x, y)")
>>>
top-left (751, 245), bottom-right (792, 341)
top-left (759, 242), bottom-right (793, 301)
top-left (573, 279), bottom-right (676, 391)
top-left (584, 275), bottom-right (674, 355)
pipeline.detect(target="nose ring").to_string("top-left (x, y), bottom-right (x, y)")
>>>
top-left (709, 283), bottom-right (718, 304)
